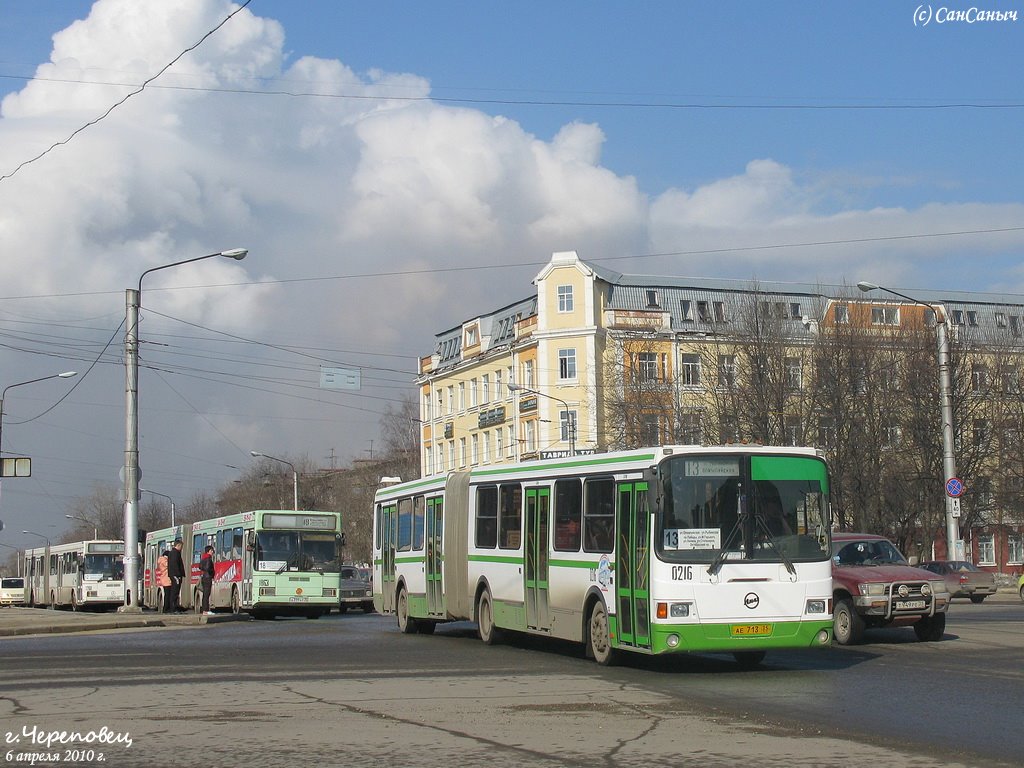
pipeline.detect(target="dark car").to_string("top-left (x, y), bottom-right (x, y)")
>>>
top-left (339, 565), bottom-right (374, 613)
top-left (831, 533), bottom-right (951, 645)
top-left (918, 560), bottom-right (997, 603)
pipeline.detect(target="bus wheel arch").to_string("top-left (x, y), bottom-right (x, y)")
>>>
top-left (587, 597), bottom-right (618, 666)
top-left (476, 586), bottom-right (503, 645)
top-left (396, 583), bottom-right (417, 634)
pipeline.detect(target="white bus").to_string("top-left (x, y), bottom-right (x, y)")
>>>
top-left (144, 510), bottom-right (345, 618)
top-left (373, 445), bottom-right (834, 666)
top-left (22, 540), bottom-right (125, 611)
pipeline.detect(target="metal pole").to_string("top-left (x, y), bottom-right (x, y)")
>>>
top-left (936, 320), bottom-right (963, 559)
top-left (857, 282), bottom-right (961, 559)
top-left (123, 249), bottom-right (247, 612)
top-left (251, 452), bottom-right (298, 510)
top-left (123, 288), bottom-right (141, 611)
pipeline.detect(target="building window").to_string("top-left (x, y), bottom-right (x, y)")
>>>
top-left (1008, 534), bottom-right (1023, 565)
top-left (424, 446), bottom-right (432, 475)
top-left (680, 300), bottom-right (694, 322)
top-left (680, 412), bottom-right (702, 444)
top-left (640, 413), bottom-right (663, 445)
top-left (966, 310), bottom-right (978, 327)
top-left (507, 423), bottom-right (516, 457)
top-left (558, 348), bottom-right (577, 380)
top-left (882, 421), bottom-right (902, 449)
top-left (681, 354), bottom-right (701, 387)
top-left (557, 285), bottom-right (574, 313)
top-left (977, 534), bottom-right (995, 566)
top-left (471, 434), bottom-right (479, 465)
top-left (790, 302), bottom-right (802, 319)
top-left (973, 419), bottom-right (991, 448)
top-left (697, 301), bottom-right (711, 322)
top-left (494, 369), bottom-right (503, 399)
top-left (465, 325), bottom-right (479, 346)
top-left (459, 382), bottom-right (466, 411)
top-left (1011, 316), bottom-right (1022, 337)
top-left (638, 352), bottom-right (659, 381)
top-left (713, 301), bottom-right (727, 322)
top-left (996, 312), bottom-right (1007, 328)
top-left (950, 309), bottom-right (964, 325)
top-left (818, 415), bottom-right (836, 449)
top-left (470, 378), bottom-right (479, 407)
top-left (448, 441), bottom-right (456, 469)
top-left (972, 364), bottom-right (988, 393)
top-left (871, 306), bottom-right (899, 325)
top-left (522, 360), bottom-right (535, 388)
top-left (436, 390), bottom-right (443, 419)
top-left (717, 355), bottom-right (736, 388)
top-left (459, 438), bottom-right (467, 468)
top-left (834, 305), bottom-right (849, 324)
top-left (785, 357), bottom-right (803, 390)
top-left (785, 416), bottom-right (801, 446)
top-left (422, 392), bottom-right (430, 420)
top-left (525, 420), bottom-right (537, 452)
top-left (482, 431), bottom-right (490, 463)
top-left (495, 428), bottom-right (503, 459)
top-left (560, 410), bottom-right (577, 444)
top-left (447, 386), bottom-right (454, 414)
top-left (646, 289), bottom-right (660, 308)
top-left (435, 442), bottom-right (445, 473)
top-left (481, 374), bottom-right (490, 405)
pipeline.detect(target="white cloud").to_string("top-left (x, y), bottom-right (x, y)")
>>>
top-left (1, 0), bottom-right (1022, 541)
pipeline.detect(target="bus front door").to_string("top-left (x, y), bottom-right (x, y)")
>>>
top-left (380, 504), bottom-right (397, 614)
top-left (425, 496), bottom-right (444, 616)
top-left (525, 486), bottom-right (551, 631)
top-left (242, 527), bottom-right (254, 607)
top-left (615, 481), bottom-right (651, 651)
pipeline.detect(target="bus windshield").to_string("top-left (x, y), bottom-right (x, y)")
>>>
top-left (255, 531), bottom-right (341, 573)
top-left (658, 453), bottom-right (830, 564)
top-left (83, 554), bottom-right (124, 581)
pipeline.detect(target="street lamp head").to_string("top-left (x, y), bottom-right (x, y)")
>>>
top-left (856, 281), bottom-right (880, 293)
top-left (220, 248), bottom-right (248, 260)
top-left (507, 383), bottom-right (525, 392)
top-left (58, 371), bottom-right (78, 379)
top-left (250, 450), bottom-right (262, 458)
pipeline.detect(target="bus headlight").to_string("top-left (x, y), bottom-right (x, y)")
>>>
top-left (805, 599), bottom-right (827, 614)
top-left (669, 602), bottom-right (691, 618)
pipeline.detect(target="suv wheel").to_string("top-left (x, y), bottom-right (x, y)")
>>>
top-left (833, 598), bottom-right (865, 645)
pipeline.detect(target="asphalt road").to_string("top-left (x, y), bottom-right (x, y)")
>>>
top-left (1, 599), bottom-right (1021, 768)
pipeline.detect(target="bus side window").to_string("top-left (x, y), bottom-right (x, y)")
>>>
top-left (583, 477), bottom-right (615, 553)
top-left (475, 486), bottom-right (498, 549)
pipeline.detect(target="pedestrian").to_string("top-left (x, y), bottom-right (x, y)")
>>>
top-left (156, 549), bottom-right (172, 613)
top-left (166, 538), bottom-right (186, 612)
top-left (199, 545), bottom-right (215, 615)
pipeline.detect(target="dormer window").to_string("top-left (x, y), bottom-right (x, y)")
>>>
top-left (646, 289), bottom-right (660, 308)
top-left (465, 325), bottom-right (479, 346)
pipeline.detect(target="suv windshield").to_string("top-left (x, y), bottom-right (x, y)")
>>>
top-left (833, 539), bottom-right (907, 566)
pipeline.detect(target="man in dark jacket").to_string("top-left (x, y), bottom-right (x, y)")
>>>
top-left (166, 539), bottom-right (186, 612)
top-left (199, 545), bottom-right (215, 614)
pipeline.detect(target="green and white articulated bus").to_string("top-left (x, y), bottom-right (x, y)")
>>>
top-left (373, 445), bottom-right (834, 666)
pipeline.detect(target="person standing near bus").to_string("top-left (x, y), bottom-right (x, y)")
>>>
top-left (199, 545), bottom-right (215, 615)
top-left (157, 549), bottom-right (172, 613)
top-left (166, 539), bottom-right (186, 612)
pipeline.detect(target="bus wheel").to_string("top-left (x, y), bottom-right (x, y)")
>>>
top-left (476, 590), bottom-right (503, 645)
top-left (418, 621), bottom-right (436, 635)
top-left (231, 588), bottom-right (241, 615)
top-left (833, 598), bottom-right (864, 646)
top-left (733, 651), bottom-right (766, 669)
top-left (397, 588), bottom-right (417, 634)
top-left (588, 601), bottom-right (618, 666)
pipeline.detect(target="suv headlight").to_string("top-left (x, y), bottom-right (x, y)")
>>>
top-left (858, 583), bottom-right (885, 596)
top-left (930, 580), bottom-right (947, 596)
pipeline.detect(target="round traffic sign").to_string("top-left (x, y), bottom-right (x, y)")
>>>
top-left (945, 477), bottom-right (965, 497)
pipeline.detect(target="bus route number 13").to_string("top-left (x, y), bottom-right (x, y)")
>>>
top-left (671, 565), bottom-right (693, 581)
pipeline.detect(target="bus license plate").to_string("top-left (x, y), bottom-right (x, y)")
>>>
top-left (731, 624), bottom-right (772, 636)
top-left (896, 600), bottom-right (926, 610)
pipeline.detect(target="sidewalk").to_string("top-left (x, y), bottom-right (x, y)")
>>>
top-left (0, 607), bottom-right (248, 637)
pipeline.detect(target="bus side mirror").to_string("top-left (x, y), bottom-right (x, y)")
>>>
top-left (246, 531), bottom-right (256, 547)
top-left (337, 533), bottom-right (346, 546)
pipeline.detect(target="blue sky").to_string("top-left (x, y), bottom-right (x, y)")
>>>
top-left (0, 0), bottom-right (1021, 548)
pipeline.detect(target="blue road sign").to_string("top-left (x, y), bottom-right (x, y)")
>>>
top-left (945, 477), bottom-right (965, 497)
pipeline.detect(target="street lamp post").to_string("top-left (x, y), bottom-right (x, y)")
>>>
top-left (22, 529), bottom-right (51, 547)
top-left (0, 372), bottom-right (78, 490)
top-left (857, 281), bottom-right (962, 559)
top-left (140, 489), bottom-right (175, 528)
top-left (123, 248), bottom-right (247, 611)
top-left (65, 514), bottom-right (98, 539)
top-left (250, 451), bottom-right (298, 511)
top-left (507, 383), bottom-right (576, 457)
